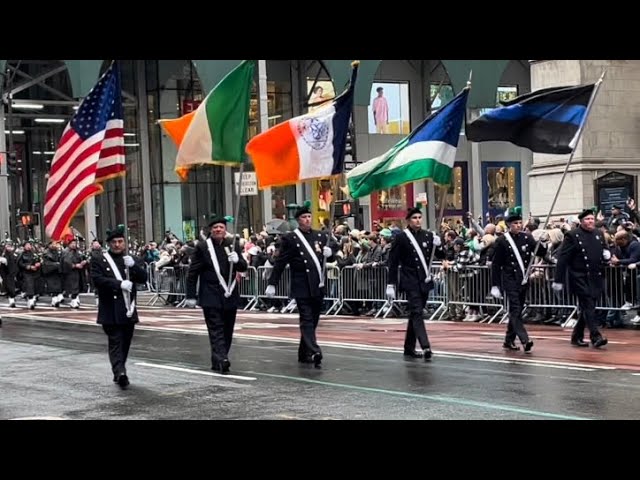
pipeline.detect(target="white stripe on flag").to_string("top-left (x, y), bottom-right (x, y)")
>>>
top-left (292, 105), bottom-right (336, 181)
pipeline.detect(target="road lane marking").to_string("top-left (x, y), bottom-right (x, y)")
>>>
top-left (135, 362), bottom-right (256, 381)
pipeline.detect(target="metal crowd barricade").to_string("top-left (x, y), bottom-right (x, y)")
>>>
top-left (440, 264), bottom-right (505, 323)
top-left (255, 265), bottom-right (294, 312)
top-left (334, 265), bottom-right (389, 317)
top-left (385, 264), bottom-right (447, 320)
top-left (237, 266), bottom-right (259, 311)
top-left (146, 264), bottom-right (188, 306)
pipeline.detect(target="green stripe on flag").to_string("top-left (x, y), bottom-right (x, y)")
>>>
top-left (205, 60), bottom-right (255, 164)
top-left (348, 157), bottom-right (452, 199)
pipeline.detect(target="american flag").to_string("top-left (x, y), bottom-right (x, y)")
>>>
top-left (44, 61), bottom-right (125, 241)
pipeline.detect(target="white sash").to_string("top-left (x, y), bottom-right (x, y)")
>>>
top-left (504, 232), bottom-right (527, 285)
top-left (104, 252), bottom-right (136, 318)
top-left (404, 228), bottom-right (431, 283)
top-left (206, 238), bottom-right (237, 298)
top-left (294, 228), bottom-right (324, 288)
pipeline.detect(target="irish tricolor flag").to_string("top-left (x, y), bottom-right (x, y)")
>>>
top-left (246, 61), bottom-right (358, 189)
top-left (158, 60), bottom-right (254, 181)
top-left (346, 87), bottom-right (469, 199)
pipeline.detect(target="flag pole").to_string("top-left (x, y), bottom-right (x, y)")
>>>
top-left (522, 69), bottom-right (607, 284)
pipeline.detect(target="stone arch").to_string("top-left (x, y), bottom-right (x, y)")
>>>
top-left (440, 60), bottom-right (511, 108)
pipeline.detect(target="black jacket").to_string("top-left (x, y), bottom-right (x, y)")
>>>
top-left (91, 251), bottom-right (147, 325)
top-left (268, 228), bottom-right (333, 299)
top-left (388, 228), bottom-right (444, 292)
top-left (186, 236), bottom-right (247, 309)
top-left (554, 226), bottom-right (609, 298)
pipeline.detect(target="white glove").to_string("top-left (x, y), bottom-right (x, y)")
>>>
top-left (227, 251), bottom-right (239, 264)
top-left (0, 256), bottom-right (7, 265)
top-left (602, 250), bottom-right (611, 261)
top-left (490, 286), bottom-right (502, 299)
top-left (629, 263), bottom-right (637, 270)
top-left (323, 246), bottom-right (332, 258)
top-left (386, 284), bottom-right (396, 300)
top-left (123, 255), bottom-right (135, 268)
top-left (185, 298), bottom-right (197, 308)
top-left (552, 282), bottom-right (563, 292)
top-left (265, 285), bottom-right (276, 297)
top-left (431, 233), bottom-right (441, 247)
top-left (120, 280), bottom-right (133, 292)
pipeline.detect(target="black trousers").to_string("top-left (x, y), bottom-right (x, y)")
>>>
top-left (573, 295), bottom-right (603, 342)
top-left (404, 287), bottom-right (431, 351)
top-left (203, 307), bottom-right (237, 369)
top-left (1, 275), bottom-right (16, 297)
top-left (296, 297), bottom-right (323, 360)
top-left (505, 285), bottom-right (530, 344)
top-left (102, 324), bottom-right (135, 376)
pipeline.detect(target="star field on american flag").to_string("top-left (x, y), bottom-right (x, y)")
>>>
top-left (44, 61), bottom-right (126, 241)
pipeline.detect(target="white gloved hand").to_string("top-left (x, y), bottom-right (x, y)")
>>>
top-left (431, 233), bottom-right (441, 247)
top-left (490, 286), bottom-right (502, 299)
top-left (227, 251), bottom-right (239, 264)
top-left (323, 246), bottom-right (332, 258)
top-left (120, 280), bottom-right (133, 292)
top-left (185, 298), bottom-right (197, 308)
top-left (123, 255), bottom-right (135, 268)
top-left (602, 250), bottom-right (611, 261)
top-left (0, 256), bottom-right (7, 265)
top-left (386, 284), bottom-right (396, 300)
top-left (265, 285), bottom-right (276, 297)
top-left (552, 282), bottom-right (563, 292)
top-left (629, 263), bottom-right (637, 270)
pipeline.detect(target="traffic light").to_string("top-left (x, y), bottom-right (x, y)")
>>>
top-left (7, 152), bottom-right (17, 175)
top-left (19, 212), bottom-right (39, 226)
top-left (345, 121), bottom-right (356, 160)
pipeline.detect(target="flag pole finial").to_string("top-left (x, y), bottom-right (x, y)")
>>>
top-left (466, 70), bottom-right (473, 89)
top-left (598, 68), bottom-right (607, 83)
top-left (351, 60), bottom-right (360, 68)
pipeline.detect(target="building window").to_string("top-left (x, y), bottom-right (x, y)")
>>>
top-left (368, 82), bottom-right (410, 135)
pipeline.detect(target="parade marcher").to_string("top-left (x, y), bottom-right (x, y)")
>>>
top-left (91, 225), bottom-right (147, 388)
top-left (491, 206), bottom-right (547, 352)
top-left (553, 208), bottom-right (609, 348)
top-left (17, 240), bottom-right (41, 310)
top-left (0, 239), bottom-right (19, 308)
top-left (265, 201), bottom-right (334, 367)
top-left (185, 214), bottom-right (247, 374)
top-left (386, 205), bottom-right (444, 360)
top-left (42, 241), bottom-right (64, 307)
top-left (62, 237), bottom-right (87, 308)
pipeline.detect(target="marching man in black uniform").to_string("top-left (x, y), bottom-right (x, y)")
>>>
top-left (185, 214), bottom-right (247, 374)
top-left (552, 208), bottom-right (609, 348)
top-left (265, 201), bottom-right (334, 367)
top-left (387, 205), bottom-right (443, 360)
top-left (18, 240), bottom-right (42, 310)
top-left (0, 240), bottom-right (19, 309)
top-left (91, 225), bottom-right (147, 388)
top-left (491, 206), bottom-right (547, 352)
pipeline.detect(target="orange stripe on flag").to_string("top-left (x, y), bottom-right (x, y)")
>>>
top-left (246, 121), bottom-right (300, 189)
top-left (159, 111), bottom-right (197, 148)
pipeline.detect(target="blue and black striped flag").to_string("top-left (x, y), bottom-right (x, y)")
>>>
top-left (465, 83), bottom-right (596, 154)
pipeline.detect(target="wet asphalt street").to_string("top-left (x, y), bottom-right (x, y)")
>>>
top-left (2, 318), bottom-right (640, 420)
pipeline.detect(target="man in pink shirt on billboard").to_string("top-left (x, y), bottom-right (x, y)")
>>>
top-left (372, 87), bottom-right (389, 134)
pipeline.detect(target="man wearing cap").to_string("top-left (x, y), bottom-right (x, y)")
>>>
top-left (490, 206), bottom-right (547, 352)
top-left (185, 214), bottom-right (247, 374)
top-left (608, 204), bottom-right (630, 231)
top-left (91, 225), bottom-right (147, 388)
top-left (265, 202), bottom-right (334, 367)
top-left (387, 205), bottom-right (444, 360)
top-left (553, 208), bottom-right (609, 348)
top-left (0, 240), bottom-right (19, 308)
